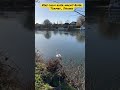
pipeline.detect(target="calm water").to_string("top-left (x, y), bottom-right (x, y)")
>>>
top-left (0, 11), bottom-right (34, 85)
top-left (35, 30), bottom-right (85, 63)
top-left (86, 15), bottom-right (120, 89)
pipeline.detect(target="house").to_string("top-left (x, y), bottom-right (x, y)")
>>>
top-left (63, 23), bottom-right (69, 28)
top-left (70, 22), bottom-right (77, 27)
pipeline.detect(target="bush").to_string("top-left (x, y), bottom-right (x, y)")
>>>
top-left (35, 63), bottom-right (53, 90)
top-left (0, 51), bottom-right (22, 90)
top-left (46, 59), bottom-right (61, 73)
top-left (35, 51), bottom-right (85, 90)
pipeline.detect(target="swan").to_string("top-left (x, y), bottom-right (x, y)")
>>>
top-left (56, 54), bottom-right (62, 58)
top-left (56, 49), bottom-right (62, 58)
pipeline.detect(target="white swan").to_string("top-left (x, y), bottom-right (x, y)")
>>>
top-left (56, 54), bottom-right (62, 58)
top-left (56, 49), bottom-right (62, 58)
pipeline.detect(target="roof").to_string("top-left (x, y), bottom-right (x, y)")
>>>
top-left (70, 22), bottom-right (76, 24)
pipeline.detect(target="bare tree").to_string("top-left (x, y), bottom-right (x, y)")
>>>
top-left (76, 16), bottom-right (85, 27)
top-left (62, 59), bottom-right (85, 90)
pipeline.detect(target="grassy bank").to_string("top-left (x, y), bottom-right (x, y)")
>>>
top-left (35, 51), bottom-right (85, 90)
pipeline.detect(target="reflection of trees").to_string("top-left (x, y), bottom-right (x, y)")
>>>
top-left (43, 30), bottom-right (85, 42)
top-left (53, 30), bottom-right (59, 35)
top-left (60, 31), bottom-right (85, 42)
top-left (59, 31), bottom-right (63, 35)
top-left (98, 15), bottom-right (120, 39)
top-left (87, 12), bottom-right (120, 39)
top-left (76, 31), bottom-right (85, 42)
top-left (44, 31), bottom-right (52, 39)
top-left (64, 32), bottom-right (69, 36)
top-left (100, 24), bottom-right (120, 39)
top-left (70, 32), bottom-right (75, 36)
top-left (69, 31), bottom-right (77, 37)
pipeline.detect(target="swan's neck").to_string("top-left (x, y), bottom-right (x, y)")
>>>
top-left (56, 49), bottom-right (59, 54)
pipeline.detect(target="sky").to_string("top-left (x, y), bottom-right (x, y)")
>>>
top-left (35, 0), bottom-right (85, 24)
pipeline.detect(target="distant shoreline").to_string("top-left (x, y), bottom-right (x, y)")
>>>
top-left (35, 28), bottom-right (81, 31)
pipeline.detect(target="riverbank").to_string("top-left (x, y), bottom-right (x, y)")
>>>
top-left (35, 28), bottom-right (81, 31)
top-left (35, 51), bottom-right (85, 90)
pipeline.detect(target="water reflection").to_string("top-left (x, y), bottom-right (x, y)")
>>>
top-left (53, 30), bottom-right (58, 35)
top-left (36, 30), bottom-right (85, 42)
top-left (98, 15), bottom-right (120, 39)
top-left (76, 31), bottom-right (85, 42)
top-left (35, 30), bottom-right (85, 63)
top-left (88, 15), bottom-right (120, 40)
top-left (86, 12), bottom-right (120, 89)
top-left (99, 23), bottom-right (120, 39)
top-left (44, 31), bottom-right (52, 39)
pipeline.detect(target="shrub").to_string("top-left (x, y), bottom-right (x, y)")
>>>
top-left (35, 51), bottom-right (85, 90)
top-left (35, 63), bottom-right (53, 90)
top-left (0, 51), bottom-right (22, 90)
top-left (46, 59), bottom-right (61, 73)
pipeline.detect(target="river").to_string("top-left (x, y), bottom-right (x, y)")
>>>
top-left (35, 30), bottom-right (85, 63)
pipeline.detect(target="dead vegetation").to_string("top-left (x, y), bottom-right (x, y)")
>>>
top-left (35, 50), bottom-right (85, 90)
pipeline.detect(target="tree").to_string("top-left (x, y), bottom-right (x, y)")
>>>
top-left (43, 19), bottom-right (52, 28)
top-left (43, 19), bottom-right (52, 25)
top-left (76, 16), bottom-right (85, 28)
